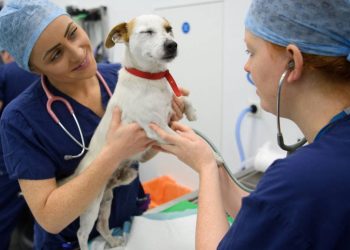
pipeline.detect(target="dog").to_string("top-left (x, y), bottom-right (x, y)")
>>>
top-left (63, 14), bottom-right (197, 250)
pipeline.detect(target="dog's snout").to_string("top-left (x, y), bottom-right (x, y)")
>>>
top-left (164, 40), bottom-right (177, 54)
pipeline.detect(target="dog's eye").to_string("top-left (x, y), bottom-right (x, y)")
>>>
top-left (165, 26), bottom-right (172, 33)
top-left (141, 30), bottom-right (154, 35)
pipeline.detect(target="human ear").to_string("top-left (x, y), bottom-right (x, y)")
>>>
top-left (28, 62), bottom-right (42, 75)
top-left (286, 44), bottom-right (303, 82)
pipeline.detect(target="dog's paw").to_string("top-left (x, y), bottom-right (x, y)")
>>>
top-left (183, 99), bottom-right (197, 121)
top-left (107, 236), bottom-right (125, 248)
top-left (185, 109), bottom-right (197, 121)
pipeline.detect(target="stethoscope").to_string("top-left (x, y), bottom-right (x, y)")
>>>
top-left (41, 71), bottom-right (112, 160)
top-left (276, 64), bottom-right (307, 154)
top-left (247, 62), bottom-right (307, 154)
top-left (197, 66), bottom-right (314, 193)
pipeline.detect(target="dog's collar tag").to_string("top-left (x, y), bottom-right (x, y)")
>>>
top-left (125, 67), bottom-right (182, 97)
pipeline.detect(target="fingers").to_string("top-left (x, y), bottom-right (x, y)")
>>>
top-left (146, 140), bottom-right (157, 148)
top-left (171, 87), bottom-right (190, 121)
top-left (170, 121), bottom-right (191, 132)
top-left (173, 96), bottom-right (185, 111)
top-left (149, 123), bottom-right (180, 145)
top-left (149, 123), bottom-right (168, 140)
top-left (151, 144), bottom-right (169, 153)
top-left (128, 122), bottom-right (143, 132)
top-left (111, 107), bottom-right (145, 133)
top-left (179, 87), bottom-right (190, 96)
top-left (171, 100), bottom-right (184, 121)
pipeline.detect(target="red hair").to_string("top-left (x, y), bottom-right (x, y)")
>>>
top-left (269, 43), bottom-right (350, 83)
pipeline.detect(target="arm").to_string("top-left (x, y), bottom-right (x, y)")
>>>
top-left (196, 161), bottom-right (229, 250)
top-left (218, 167), bottom-right (249, 218)
top-left (150, 122), bottom-right (241, 249)
top-left (19, 148), bottom-right (121, 234)
top-left (19, 108), bottom-right (154, 234)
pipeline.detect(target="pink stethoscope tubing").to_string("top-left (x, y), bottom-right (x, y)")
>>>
top-left (41, 71), bottom-right (112, 160)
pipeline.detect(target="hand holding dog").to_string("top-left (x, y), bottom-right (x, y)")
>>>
top-left (170, 87), bottom-right (190, 122)
top-left (104, 107), bottom-right (155, 164)
top-left (104, 87), bottom-right (190, 164)
top-left (150, 122), bottom-right (217, 174)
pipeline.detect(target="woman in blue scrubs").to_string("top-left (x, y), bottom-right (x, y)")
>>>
top-left (151, 0), bottom-right (350, 249)
top-left (0, 54), bottom-right (39, 114)
top-left (0, 54), bottom-right (39, 249)
top-left (0, 1), bottom-right (187, 249)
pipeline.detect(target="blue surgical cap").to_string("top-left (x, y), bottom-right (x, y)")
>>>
top-left (0, 0), bottom-right (68, 71)
top-left (245, 0), bottom-right (350, 61)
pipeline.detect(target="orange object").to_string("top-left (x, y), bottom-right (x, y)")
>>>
top-left (142, 176), bottom-right (192, 209)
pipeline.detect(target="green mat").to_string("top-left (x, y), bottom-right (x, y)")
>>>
top-left (161, 200), bottom-right (234, 223)
top-left (161, 200), bottom-right (197, 213)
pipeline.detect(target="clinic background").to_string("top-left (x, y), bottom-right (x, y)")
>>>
top-left (48, 0), bottom-right (303, 189)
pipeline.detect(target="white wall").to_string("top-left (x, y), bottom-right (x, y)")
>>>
top-left (51, 0), bottom-right (304, 189)
top-left (221, 0), bottom-right (303, 170)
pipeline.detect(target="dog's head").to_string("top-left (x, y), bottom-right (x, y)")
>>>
top-left (105, 15), bottom-right (177, 69)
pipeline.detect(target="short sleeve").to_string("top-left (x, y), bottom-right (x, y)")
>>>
top-left (217, 197), bottom-right (311, 250)
top-left (0, 110), bottom-right (56, 180)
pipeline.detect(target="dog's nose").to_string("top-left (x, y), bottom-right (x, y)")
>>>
top-left (164, 40), bottom-right (177, 54)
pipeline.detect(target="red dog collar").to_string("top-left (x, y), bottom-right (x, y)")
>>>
top-left (125, 67), bottom-right (182, 97)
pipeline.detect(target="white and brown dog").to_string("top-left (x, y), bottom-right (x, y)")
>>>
top-left (67, 14), bottom-right (196, 250)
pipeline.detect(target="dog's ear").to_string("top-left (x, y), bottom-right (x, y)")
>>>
top-left (105, 22), bottom-right (129, 48)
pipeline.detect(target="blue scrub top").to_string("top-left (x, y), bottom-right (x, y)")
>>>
top-left (0, 61), bottom-right (39, 116)
top-left (218, 114), bottom-right (350, 249)
top-left (0, 62), bottom-right (39, 250)
top-left (0, 63), bottom-right (149, 250)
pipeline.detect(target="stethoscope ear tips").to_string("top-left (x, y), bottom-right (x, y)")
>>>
top-left (287, 61), bottom-right (295, 70)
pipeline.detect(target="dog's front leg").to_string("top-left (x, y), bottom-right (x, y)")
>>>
top-left (182, 98), bottom-right (197, 121)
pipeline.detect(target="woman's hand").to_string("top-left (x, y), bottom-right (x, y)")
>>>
top-left (170, 87), bottom-right (189, 122)
top-left (104, 107), bottom-right (154, 163)
top-left (150, 121), bottom-right (216, 173)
